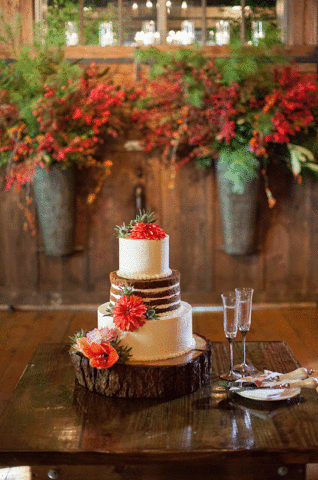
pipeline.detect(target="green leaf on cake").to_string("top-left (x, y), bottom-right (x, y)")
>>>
top-left (111, 337), bottom-right (133, 363)
top-left (103, 304), bottom-right (114, 316)
top-left (69, 329), bottom-right (87, 351)
top-left (146, 305), bottom-right (159, 320)
top-left (115, 210), bottom-right (157, 238)
top-left (114, 222), bottom-right (131, 238)
top-left (120, 283), bottom-right (135, 296)
top-left (134, 209), bottom-right (157, 225)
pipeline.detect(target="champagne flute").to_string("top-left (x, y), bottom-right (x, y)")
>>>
top-left (234, 287), bottom-right (258, 375)
top-left (220, 292), bottom-right (241, 381)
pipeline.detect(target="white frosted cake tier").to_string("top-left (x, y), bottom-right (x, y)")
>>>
top-left (117, 236), bottom-right (172, 279)
top-left (98, 301), bottom-right (195, 362)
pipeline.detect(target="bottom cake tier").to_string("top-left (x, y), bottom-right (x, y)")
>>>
top-left (98, 301), bottom-right (195, 362)
top-left (71, 334), bottom-right (212, 399)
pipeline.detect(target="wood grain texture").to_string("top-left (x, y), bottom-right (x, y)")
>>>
top-left (1, 306), bottom-right (318, 419)
top-left (71, 335), bottom-right (212, 399)
top-left (0, 340), bottom-right (318, 470)
top-left (1, 144), bottom-right (318, 305)
top-left (0, 308), bottom-right (318, 478)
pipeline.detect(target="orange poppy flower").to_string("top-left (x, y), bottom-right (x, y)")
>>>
top-left (75, 337), bottom-right (119, 369)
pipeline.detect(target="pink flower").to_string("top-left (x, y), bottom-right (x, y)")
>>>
top-left (86, 327), bottom-right (118, 344)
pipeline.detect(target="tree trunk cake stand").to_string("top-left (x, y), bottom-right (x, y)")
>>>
top-left (71, 334), bottom-right (212, 399)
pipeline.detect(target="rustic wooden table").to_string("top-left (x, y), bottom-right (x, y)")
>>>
top-left (0, 341), bottom-right (318, 480)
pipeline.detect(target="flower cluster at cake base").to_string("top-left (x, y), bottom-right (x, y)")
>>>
top-left (115, 210), bottom-right (166, 240)
top-left (70, 327), bottom-right (132, 369)
top-left (70, 284), bottom-right (158, 368)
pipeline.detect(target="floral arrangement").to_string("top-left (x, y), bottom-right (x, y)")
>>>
top-left (105, 283), bottom-right (158, 329)
top-left (132, 48), bottom-right (318, 206)
top-left (115, 210), bottom-right (166, 239)
top-left (70, 282), bottom-right (158, 369)
top-left (1, 62), bottom-right (126, 192)
top-left (70, 327), bottom-right (132, 369)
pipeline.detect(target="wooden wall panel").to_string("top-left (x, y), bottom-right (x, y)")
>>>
top-left (305, 0), bottom-right (318, 45)
top-left (309, 181), bottom-right (318, 292)
top-left (0, 0), bottom-right (32, 48)
top-left (1, 187), bottom-right (38, 294)
top-left (1, 142), bottom-right (318, 306)
top-left (282, 0), bottom-right (318, 46)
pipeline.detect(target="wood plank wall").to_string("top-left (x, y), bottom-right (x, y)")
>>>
top-left (284, 0), bottom-right (318, 46)
top-left (0, 0), bottom-right (33, 47)
top-left (1, 141), bottom-right (318, 307)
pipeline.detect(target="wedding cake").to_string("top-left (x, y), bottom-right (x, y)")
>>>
top-left (97, 211), bottom-right (195, 362)
top-left (70, 211), bottom-right (211, 398)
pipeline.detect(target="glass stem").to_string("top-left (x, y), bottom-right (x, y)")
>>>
top-left (242, 331), bottom-right (247, 366)
top-left (229, 338), bottom-right (234, 373)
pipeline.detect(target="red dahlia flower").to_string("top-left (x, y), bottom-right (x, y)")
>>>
top-left (75, 337), bottom-right (119, 369)
top-left (129, 222), bottom-right (166, 240)
top-left (112, 294), bottom-right (147, 332)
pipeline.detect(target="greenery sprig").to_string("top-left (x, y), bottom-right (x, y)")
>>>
top-left (111, 336), bottom-right (133, 364)
top-left (69, 329), bottom-right (87, 352)
top-left (69, 329), bottom-right (133, 364)
top-left (115, 210), bottom-right (157, 238)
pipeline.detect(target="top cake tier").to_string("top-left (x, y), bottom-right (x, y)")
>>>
top-left (117, 237), bottom-right (172, 279)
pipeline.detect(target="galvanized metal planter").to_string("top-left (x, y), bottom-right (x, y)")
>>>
top-left (32, 164), bottom-right (76, 256)
top-left (216, 163), bottom-right (259, 255)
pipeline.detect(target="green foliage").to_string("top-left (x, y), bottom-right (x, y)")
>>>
top-left (103, 304), bottom-right (114, 316)
top-left (215, 38), bottom-right (286, 86)
top-left (135, 209), bottom-right (157, 224)
top-left (112, 337), bottom-right (133, 364)
top-left (36, 0), bottom-right (119, 47)
top-left (218, 146), bottom-right (260, 194)
top-left (196, 155), bottom-right (213, 169)
top-left (0, 13), bottom-right (83, 137)
top-left (114, 222), bottom-right (131, 238)
top-left (69, 329), bottom-right (87, 351)
top-left (120, 283), bottom-right (135, 296)
top-left (2, 45), bottom-right (81, 135)
top-left (146, 306), bottom-right (159, 320)
top-left (115, 210), bottom-right (157, 237)
top-left (287, 144), bottom-right (318, 177)
top-left (135, 47), bottom-right (206, 77)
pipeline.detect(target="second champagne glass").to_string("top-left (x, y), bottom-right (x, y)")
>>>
top-left (234, 287), bottom-right (258, 375)
top-left (220, 292), bottom-right (241, 381)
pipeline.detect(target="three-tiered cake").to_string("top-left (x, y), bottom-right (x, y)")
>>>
top-left (97, 219), bottom-right (195, 361)
top-left (71, 212), bottom-right (212, 398)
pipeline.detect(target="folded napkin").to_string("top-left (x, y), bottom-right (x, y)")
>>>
top-left (229, 367), bottom-right (318, 391)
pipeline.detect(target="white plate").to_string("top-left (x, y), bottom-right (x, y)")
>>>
top-left (236, 387), bottom-right (301, 402)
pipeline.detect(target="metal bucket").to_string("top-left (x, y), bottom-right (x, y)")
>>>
top-left (33, 164), bottom-right (76, 256)
top-left (216, 163), bottom-right (259, 255)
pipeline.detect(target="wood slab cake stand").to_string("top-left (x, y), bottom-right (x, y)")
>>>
top-left (71, 334), bottom-right (212, 399)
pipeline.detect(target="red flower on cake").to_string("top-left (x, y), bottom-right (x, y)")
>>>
top-left (112, 294), bottom-right (147, 331)
top-left (75, 337), bottom-right (119, 369)
top-left (129, 222), bottom-right (166, 240)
